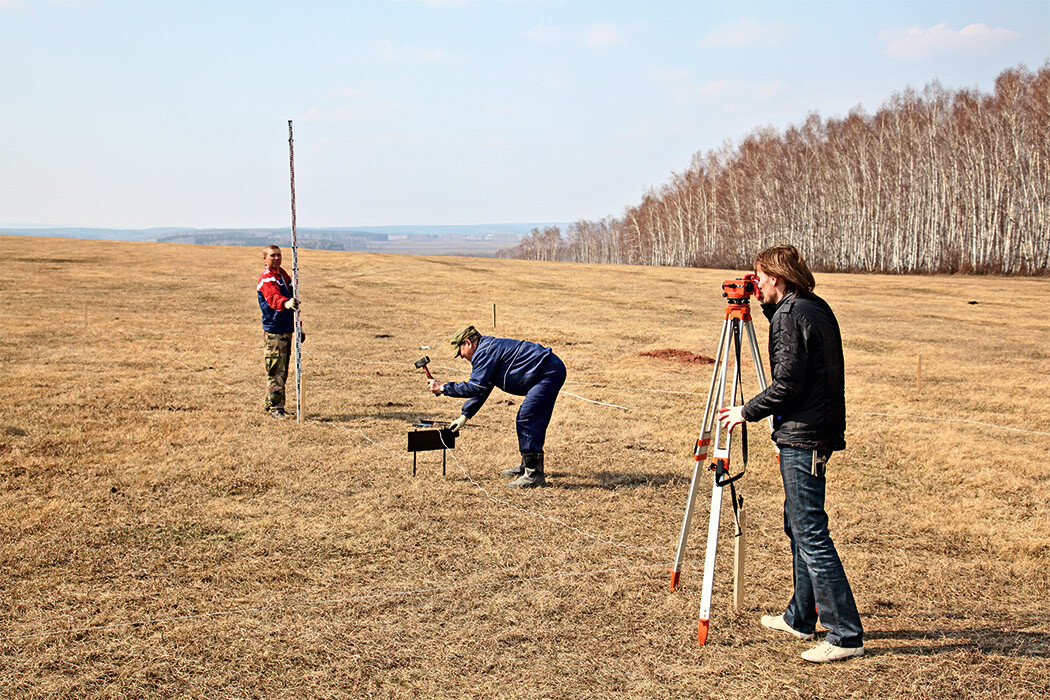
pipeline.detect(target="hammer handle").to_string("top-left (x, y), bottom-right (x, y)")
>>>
top-left (423, 366), bottom-right (433, 380)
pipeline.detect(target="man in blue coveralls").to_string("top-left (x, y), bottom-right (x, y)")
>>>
top-left (427, 325), bottom-right (566, 488)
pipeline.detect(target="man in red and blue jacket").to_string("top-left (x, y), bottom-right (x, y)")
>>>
top-left (427, 325), bottom-right (566, 488)
top-left (257, 245), bottom-right (302, 418)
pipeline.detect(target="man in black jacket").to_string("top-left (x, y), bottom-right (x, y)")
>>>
top-left (719, 244), bottom-right (864, 663)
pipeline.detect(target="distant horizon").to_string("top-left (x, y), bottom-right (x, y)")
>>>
top-left (0, 222), bottom-right (566, 253)
top-left (0, 222), bottom-right (567, 232)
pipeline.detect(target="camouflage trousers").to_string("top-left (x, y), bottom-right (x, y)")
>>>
top-left (264, 331), bottom-right (292, 411)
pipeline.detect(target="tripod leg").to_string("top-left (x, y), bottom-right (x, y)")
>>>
top-left (670, 318), bottom-right (731, 591)
top-left (744, 319), bottom-right (774, 438)
top-left (697, 321), bottom-right (740, 644)
top-left (697, 477), bottom-right (725, 644)
top-left (670, 454), bottom-right (706, 592)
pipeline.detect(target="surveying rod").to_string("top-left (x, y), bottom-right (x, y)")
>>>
top-left (288, 119), bottom-right (303, 424)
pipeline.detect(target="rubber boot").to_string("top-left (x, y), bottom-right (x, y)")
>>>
top-left (507, 452), bottom-right (545, 488)
top-left (502, 453), bottom-right (526, 478)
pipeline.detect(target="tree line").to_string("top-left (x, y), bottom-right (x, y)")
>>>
top-left (499, 63), bottom-right (1049, 275)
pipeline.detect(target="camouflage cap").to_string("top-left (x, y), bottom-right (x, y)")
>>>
top-left (450, 325), bottom-right (481, 357)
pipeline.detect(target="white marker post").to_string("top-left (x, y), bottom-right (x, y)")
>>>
top-left (288, 120), bottom-right (303, 423)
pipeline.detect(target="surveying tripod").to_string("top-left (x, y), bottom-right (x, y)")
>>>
top-left (669, 275), bottom-right (775, 645)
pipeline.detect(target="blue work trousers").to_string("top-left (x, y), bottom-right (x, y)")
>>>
top-left (515, 356), bottom-right (566, 454)
top-left (779, 445), bottom-right (864, 648)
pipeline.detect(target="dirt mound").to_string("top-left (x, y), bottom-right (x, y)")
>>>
top-left (637, 348), bottom-right (715, 365)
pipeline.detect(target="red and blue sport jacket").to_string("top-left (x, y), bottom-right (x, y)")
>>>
top-left (257, 266), bottom-right (295, 334)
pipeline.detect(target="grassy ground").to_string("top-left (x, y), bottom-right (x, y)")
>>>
top-left (3, 235), bottom-right (1049, 699)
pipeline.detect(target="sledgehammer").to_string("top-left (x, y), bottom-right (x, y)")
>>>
top-left (414, 356), bottom-right (434, 379)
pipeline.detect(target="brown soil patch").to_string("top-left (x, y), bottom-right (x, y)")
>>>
top-left (638, 348), bottom-right (715, 364)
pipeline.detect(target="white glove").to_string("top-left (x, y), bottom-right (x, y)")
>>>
top-left (283, 298), bottom-right (299, 310)
top-left (449, 415), bottom-right (467, 432)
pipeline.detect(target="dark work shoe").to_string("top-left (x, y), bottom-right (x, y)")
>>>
top-left (507, 469), bottom-right (545, 488)
top-left (507, 452), bottom-right (545, 488)
top-left (503, 456), bottom-right (525, 478)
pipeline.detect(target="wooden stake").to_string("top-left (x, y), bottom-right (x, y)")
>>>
top-left (492, 303), bottom-right (496, 329)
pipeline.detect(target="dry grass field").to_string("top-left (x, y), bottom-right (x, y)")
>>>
top-left (3, 235), bottom-right (1049, 699)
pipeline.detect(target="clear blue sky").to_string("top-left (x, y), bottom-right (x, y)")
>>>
top-left (1, 0), bottom-right (1047, 229)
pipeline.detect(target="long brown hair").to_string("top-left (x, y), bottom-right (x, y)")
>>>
top-left (754, 245), bottom-right (816, 297)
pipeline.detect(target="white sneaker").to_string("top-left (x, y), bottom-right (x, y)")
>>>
top-left (760, 614), bottom-right (815, 641)
top-left (801, 641), bottom-right (865, 663)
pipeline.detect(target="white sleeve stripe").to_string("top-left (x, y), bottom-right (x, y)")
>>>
top-left (257, 276), bottom-right (278, 291)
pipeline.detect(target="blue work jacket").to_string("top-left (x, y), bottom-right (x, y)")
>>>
top-left (442, 336), bottom-right (557, 418)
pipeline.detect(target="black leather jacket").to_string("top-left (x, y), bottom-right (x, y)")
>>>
top-left (742, 291), bottom-right (846, 451)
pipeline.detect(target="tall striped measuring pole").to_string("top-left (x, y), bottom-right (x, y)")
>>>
top-left (288, 120), bottom-right (303, 423)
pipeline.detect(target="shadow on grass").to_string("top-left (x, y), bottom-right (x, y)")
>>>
top-left (305, 415), bottom-right (693, 490)
top-left (867, 626), bottom-right (1050, 658)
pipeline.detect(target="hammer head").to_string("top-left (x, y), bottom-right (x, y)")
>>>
top-left (414, 356), bottom-right (430, 369)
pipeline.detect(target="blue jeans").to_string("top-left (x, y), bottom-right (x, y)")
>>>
top-left (779, 445), bottom-right (863, 648)
top-left (515, 357), bottom-right (566, 454)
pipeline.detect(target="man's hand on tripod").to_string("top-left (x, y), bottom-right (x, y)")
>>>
top-left (718, 405), bottom-right (746, 431)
